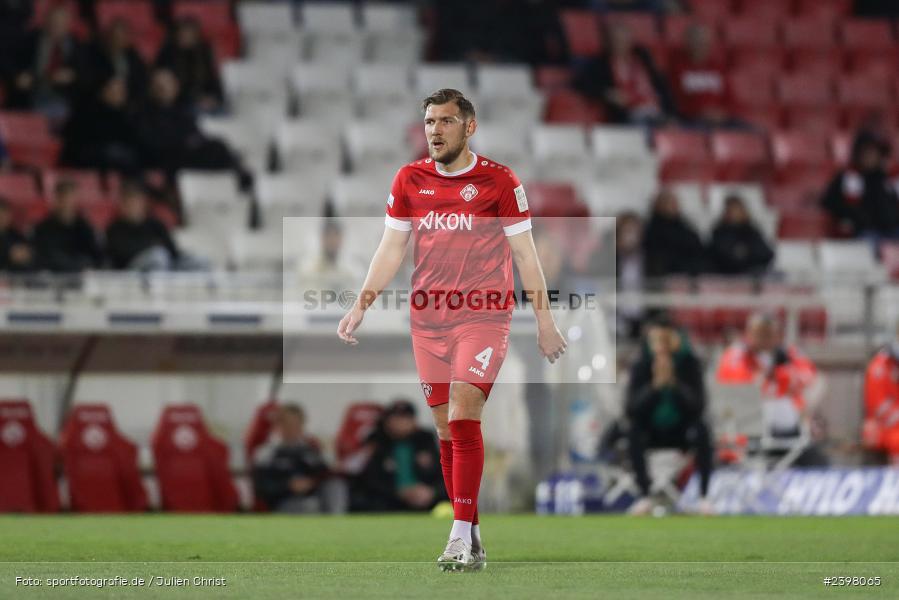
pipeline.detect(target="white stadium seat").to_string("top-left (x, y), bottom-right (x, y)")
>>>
top-left (353, 64), bottom-right (418, 123)
top-left (470, 124), bottom-right (535, 179)
top-left (585, 181), bottom-right (653, 217)
top-left (332, 173), bottom-right (395, 216)
top-left (363, 3), bottom-right (422, 64)
top-left (662, 182), bottom-right (711, 236)
top-left (362, 3), bottom-right (417, 31)
top-left (291, 63), bottom-right (355, 121)
top-left (774, 241), bottom-right (819, 280)
top-left (590, 126), bottom-right (652, 164)
top-left (177, 172), bottom-right (249, 236)
top-left (301, 3), bottom-right (362, 64)
top-left (415, 64), bottom-right (472, 96)
top-left (256, 174), bottom-right (327, 229)
top-left (199, 115), bottom-right (271, 174)
top-left (475, 64), bottom-right (543, 125)
top-left (174, 227), bottom-right (233, 269)
top-left (531, 125), bottom-right (593, 188)
top-left (344, 121), bottom-right (412, 175)
top-left (275, 118), bottom-right (343, 175)
top-left (819, 240), bottom-right (883, 281)
top-left (301, 2), bottom-right (357, 33)
top-left (237, 2), bottom-right (296, 37)
top-left (178, 171), bottom-right (241, 204)
top-left (229, 230), bottom-right (285, 272)
top-left (221, 60), bottom-right (290, 115)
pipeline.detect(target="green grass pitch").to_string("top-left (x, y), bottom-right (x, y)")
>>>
top-left (2, 514), bottom-right (899, 599)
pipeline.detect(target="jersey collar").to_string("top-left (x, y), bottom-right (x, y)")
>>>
top-left (434, 152), bottom-right (478, 177)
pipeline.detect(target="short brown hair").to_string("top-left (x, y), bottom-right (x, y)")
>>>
top-left (421, 88), bottom-right (475, 120)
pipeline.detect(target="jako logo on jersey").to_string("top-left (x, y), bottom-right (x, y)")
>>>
top-left (460, 184), bottom-right (478, 202)
top-left (417, 211), bottom-right (473, 231)
top-left (418, 189), bottom-right (435, 195)
top-left (468, 366), bottom-right (485, 378)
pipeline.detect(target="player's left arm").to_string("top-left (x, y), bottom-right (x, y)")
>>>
top-left (507, 230), bottom-right (567, 364)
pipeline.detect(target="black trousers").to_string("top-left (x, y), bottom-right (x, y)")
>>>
top-left (627, 419), bottom-right (714, 498)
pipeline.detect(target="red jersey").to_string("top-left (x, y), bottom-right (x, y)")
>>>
top-left (669, 51), bottom-right (731, 120)
top-left (384, 152), bottom-right (531, 333)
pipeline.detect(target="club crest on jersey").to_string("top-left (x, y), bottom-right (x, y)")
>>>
top-left (460, 184), bottom-right (479, 202)
top-left (421, 382), bottom-right (433, 398)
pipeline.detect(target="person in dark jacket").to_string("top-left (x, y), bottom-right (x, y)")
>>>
top-left (708, 194), bottom-right (774, 275)
top-left (105, 183), bottom-right (182, 271)
top-left (351, 400), bottom-right (444, 512)
top-left (643, 189), bottom-right (707, 278)
top-left (625, 314), bottom-right (714, 514)
top-left (62, 76), bottom-right (144, 175)
top-left (7, 2), bottom-right (85, 120)
top-left (0, 197), bottom-right (35, 272)
top-left (85, 18), bottom-right (148, 105)
top-left (252, 403), bottom-right (348, 514)
top-left (33, 180), bottom-right (103, 272)
top-left (573, 21), bottom-right (671, 125)
top-left (820, 130), bottom-right (899, 243)
top-left (155, 17), bottom-right (223, 112)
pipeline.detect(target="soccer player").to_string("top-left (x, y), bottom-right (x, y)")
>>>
top-left (337, 89), bottom-right (567, 571)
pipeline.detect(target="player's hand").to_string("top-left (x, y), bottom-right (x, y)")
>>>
top-left (337, 306), bottom-right (364, 345)
top-left (538, 321), bottom-right (567, 364)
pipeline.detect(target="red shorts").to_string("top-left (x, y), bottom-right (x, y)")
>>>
top-left (411, 321), bottom-right (510, 407)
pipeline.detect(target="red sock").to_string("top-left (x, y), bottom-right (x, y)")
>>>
top-left (448, 419), bottom-right (483, 523)
top-left (440, 438), bottom-right (479, 525)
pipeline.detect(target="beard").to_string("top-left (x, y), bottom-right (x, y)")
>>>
top-left (430, 139), bottom-right (465, 166)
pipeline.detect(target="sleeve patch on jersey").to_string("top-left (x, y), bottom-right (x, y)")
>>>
top-left (514, 185), bottom-right (528, 213)
top-left (387, 193), bottom-right (395, 208)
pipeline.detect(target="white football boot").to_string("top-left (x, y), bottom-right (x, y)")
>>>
top-left (437, 537), bottom-right (473, 572)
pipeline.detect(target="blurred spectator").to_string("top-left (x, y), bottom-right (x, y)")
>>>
top-left (252, 404), bottom-right (348, 514)
top-left (8, 2), bottom-right (85, 121)
top-left (615, 211), bottom-right (646, 339)
top-left (0, 197), bottom-right (35, 272)
top-left (0, 0), bottom-right (33, 83)
top-left (105, 183), bottom-right (202, 271)
top-left (155, 17), bottom-right (224, 112)
top-left (33, 180), bottom-right (103, 272)
top-left (300, 220), bottom-right (360, 296)
top-left (862, 321), bottom-right (899, 465)
top-left (85, 18), bottom-right (148, 104)
top-left (821, 131), bottom-right (899, 244)
top-left (625, 314), bottom-right (713, 515)
top-left (138, 69), bottom-right (249, 186)
top-left (669, 23), bottom-right (735, 127)
top-left (573, 22), bottom-right (671, 125)
top-left (716, 313), bottom-right (829, 466)
top-left (351, 400), bottom-right (443, 512)
top-left (62, 76), bottom-right (144, 175)
top-left (0, 134), bottom-right (8, 167)
top-left (707, 195), bottom-right (773, 275)
top-left (643, 189), bottom-right (706, 278)
top-left (434, 0), bottom-right (569, 64)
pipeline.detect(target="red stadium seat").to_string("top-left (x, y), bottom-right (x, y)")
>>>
top-left (41, 170), bottom-right (107, 202)
top-left (710, 131), bottom-right (771, 181)
top-left (690, 0), bottom-right (734, 23)
top-left (729, 47), bottom-right (787, 76)
top-left (560, 10), bottom-right (602, 58)
top-left (737, 106), bottom-right (784, 132)
top-left (782, 19), bottom-right (837, 49)
top-left (59, 404), bottom-right (147, 512)
top-left (769, 183), bottom-right (821, 211)
top-left (778, 209), bottom-right (831, 239)
top-left (795, 0), bottom-right (852, 23)
top-left (698, 277), bottom-right (755, 343)
top-left (97, 0), bottom-right (159, 33)
top-left (784, 106), bottom-right (842, 133)
top-left (604, 13), bottom-right (659, 48)
top-left (847, 49), bottom-right (899, 80)
top-left (723, 17), bottom-right (778, 48)
top-left (0, 111), bottom-right (62, 169)
top-left (771, 130), bottom-right (831, 183)
top-left (826, 130), bottom-right (850, 166)
top-left (729, 70), bottom-right (775, 109)
top-left (735, 0), bottom-right (793, 21)
top-left (173, 0), bottom-right (240, 61)
top-left (336, 403), bottom-right (383, 462)
top-left (526, 182), bottom-right (589, 218)
top-left (837, 75), bottom-right (891, 121)
top-left (544, 90), bottom-right (603, 125)
top-left (151, 404), bottom-right (239, 512)
top-left (535, 66), bottom-right (574, 91)
top-left (243, 400), bottom-right (279, 465)
top-left (0, 172), bottom-right (46, 229)
top-left (881, 242), bottom-right (899, 281)
top-left (0, 400), bottom-right (60, 513)
top-left (653, 129), bottom-right (714, 181)
top-left (790, 48), bottom-right (845, 79)
top-left (79, 201), bottom-right (119, 231)
top-left (840, 19), bottom-right (895, 51)
top-left (663, 15), bottom-right (722, 48)
top-left (778, 73), bottom-right (834, 107)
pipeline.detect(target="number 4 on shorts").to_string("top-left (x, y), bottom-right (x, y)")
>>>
top-left (475, 346), bottom-right (494, 370)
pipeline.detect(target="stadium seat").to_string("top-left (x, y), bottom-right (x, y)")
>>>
top-left (837, 75), bottom-right (891, 125)
top-left (0, 400), bottom-right (59, 513)
top-left (840, 19), bottom-right (895, 51)
top-left (544, 90), bottom-right (602, 125)
top-left (560, 9), bottom-right (602, 58)
top-left (237, 1), bottom-right (296, 37)
top-left (256, 174), bottom-right (326, 227)
top-left (198, 115), bottom-right (271, 174)
top-left (769, 183), bottom-right (822, 211)
top-left (59, 404), bottom-right (147, 513)
top-left (782, 19), bottom-right (837, 49)
top-left (301, 1), bottom-right (356, 32)
top-left (361, 3), bottom-right (422, 64)
top-left (332, 173), bottom-right (395, 217)
top-left (604, 13), bottom-right (660, 48)
top-left (590, 125), bottom-right (658, 181)
top-left (275, 118), bottom-right (342, 175)
top-left (830, 130), bottom-right (853, 167)
top-left (710, 131), bottom-right (771, 181)
top-left (735, 0), bottom-right (792, 21)
top-left (784, 106), bottom-right (842, 134)
top-left (728, 47), bottom-right (787, 77)
top-left (221, 60), bottom-right (290, 117)
top-left (229, 230), bottom-right (285, 271)
top-left (353, 64), bottom-right (416, 123)
top-left (790, 48), bottom-right (845, 80)
top-left (525, 182), bottom-right (588, 218)
top-left (532, 124), bottom-right (594, 187)
top-left (0, 172), bottom-right (40, 203)
top-left (737, 106), bottom-right (784, 132)
top-left (881, 242), bottom-right (899, 281)
top-left (151, 404), bottom-right (239, 512)
top-left (819, 239), bottom-right (882, 281)
top-left (301, 2), bottom-right (362, 64)
top-left (778, 73), bottom-right (834, 107)
top-left (344, 121), bottom-right (412, 175)
top-left (848, 49), bottom-right (899, 80)
top-left (96, 0), bottom-right (160, 34)
top-left (795, 0), bottom-right (852, 23)
top-left (415, 63), bottom-right (472, 97)
top-left (534, 66), bottom-right (573, 91)
top-left (173, 0), bottom-right (240, 61)
top-left (177, 171), bottom-right (248, 235)
top-left (173, 228), bottom-right (231, 269)
top-left (728, 70), bottom-right (775, 109)
top-left (470, 124), bottom-right (533, 176)
top-left (0, 111), bottom-right (61, 169)
top-left (475, 64), bottom-right (543, 125)
top-left (663, 15), bottom-right (722, 49)
top-left (41, 169), bottom-right (107, 202)
top-left (335, 402), bottom-right (383, 473)
top-left (771, 131), bottom-right (831, 184)
top-left (291, 63), bottom-right (355, 122)
top-left (689, 0), bottom-right (734, 24)
top-left (778, 209), bottom-right (830, 240)
top-left (774, 241), bottom-right (819, 279)
top-left (653, 129), bottom-right (714, 182)
top-left (723, 17), bottom-right (778, 48)
top-left (584, 181), bottom-right (653, 218)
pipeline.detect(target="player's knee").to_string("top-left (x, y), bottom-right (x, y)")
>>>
top-left (448, 383), bottom-right (485, 422)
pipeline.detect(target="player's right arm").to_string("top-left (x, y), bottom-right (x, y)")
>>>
top-left (337, 170), bottom-right (412, 345)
